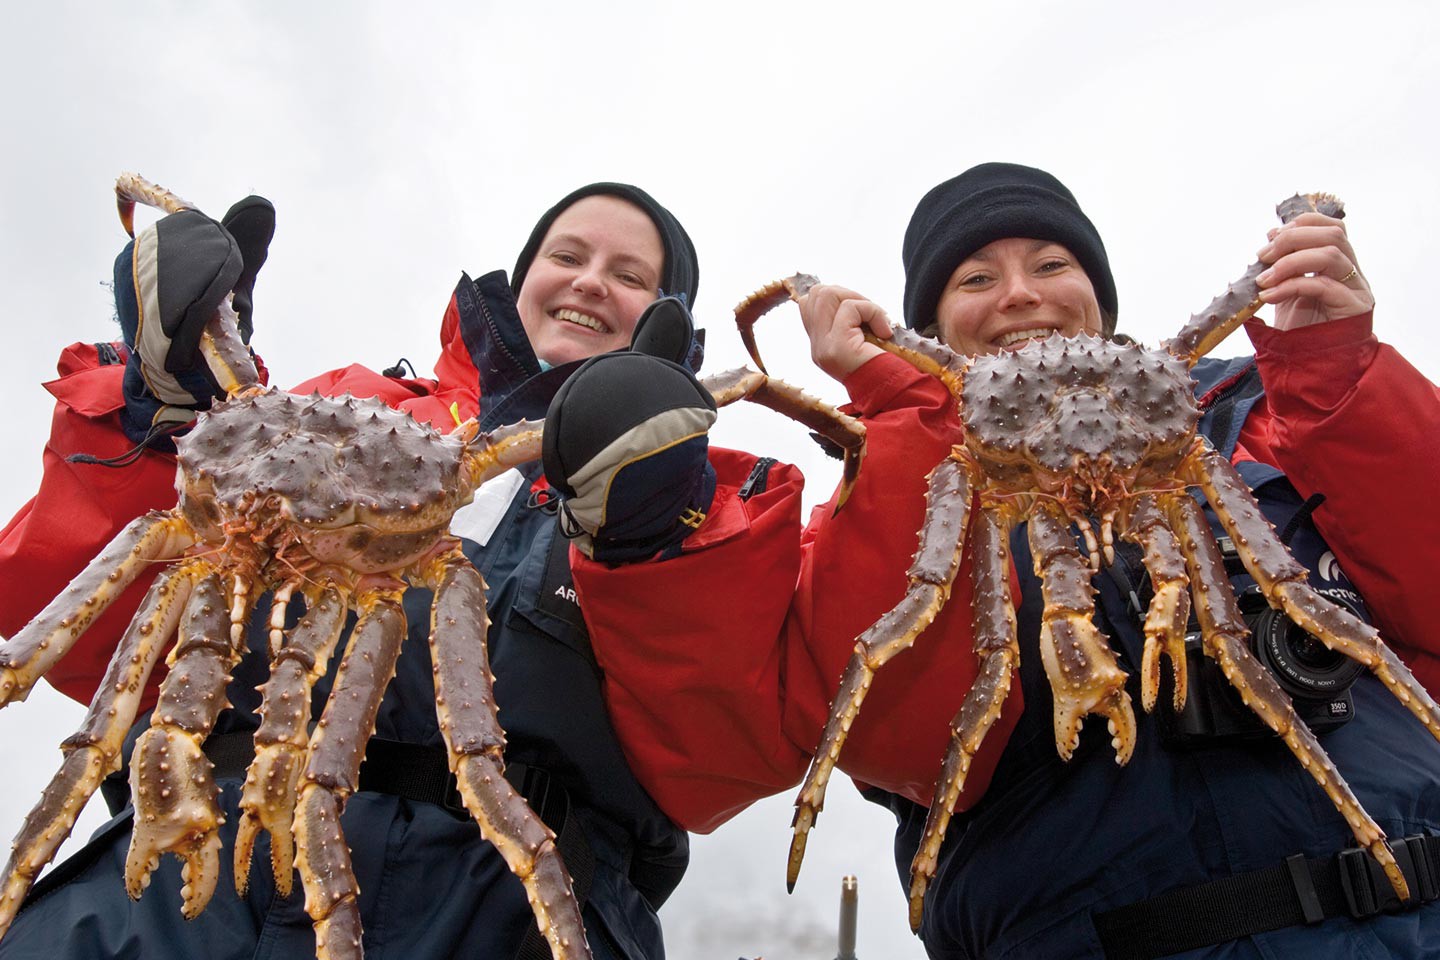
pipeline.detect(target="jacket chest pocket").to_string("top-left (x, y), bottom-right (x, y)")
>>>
top-left (509, 520), bottom-right (594, 662)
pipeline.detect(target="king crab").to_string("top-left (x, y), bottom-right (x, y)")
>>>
top-left (740, 195), bottom-right (1440, 930)
top-left (0, 176), bottom-right (866, 960)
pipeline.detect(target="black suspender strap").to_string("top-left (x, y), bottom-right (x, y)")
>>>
top-left (200, 733), bottom-right (598, 959)
top-left (1094, 836), bottom-right (1440, 959)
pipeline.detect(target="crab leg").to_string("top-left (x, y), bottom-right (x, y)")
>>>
top-left (200, 296), bottom-right (260, 397)
top-left (293, 586), bottom-right (406, 960)
top-left (234, 580), bottom-right (350, 897)
top-left (0, 563), bottom-right (199, 935)
top-left (1187, 447), bottom-right (1440, 742)
top-left (788, 457), bottom-right (971, 891)
top-left (125, 571), bottom-right (238, 917)
top-left (865, 327), bottom-right (968, 396)
top-left (733, 273), bottom-right (819, 374)
top-left (0, 511), bottom-right (195, 706)
top-left (115, 171), bottom-right (196, 238)
top-left (1029, 503), bottom-right (1137, 763)
top-left (1166, 492), bottom-right (1407, 899)
top-left (908, 502), bottom-right (1017, 931)
top-left (459, 418), bottom-right (546, 489)
top-left (423, 548), bottom-right (590, 960)
top-left (703, 368), bottom-right (867, 509)
top-left (1166, 194), bottom-right (1345, 365)
top-left (1119, 495), bottom-right (1192, 712)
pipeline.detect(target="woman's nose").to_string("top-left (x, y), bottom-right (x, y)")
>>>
top-left (572, 269), bottom-right (608, 298)
top-left (997, 273), bottom-right (1040, 308)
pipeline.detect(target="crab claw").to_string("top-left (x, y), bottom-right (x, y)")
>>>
top-left (125, 725), bottom-right (225, 917)
top-left (1039, 617), bottom-right (1137, 764)
top-left (233, 741), bottom-right (305, 897)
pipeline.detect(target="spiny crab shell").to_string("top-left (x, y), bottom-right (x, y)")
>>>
top-left (178, 391), bottom-right (475, 573)
top-left (960, 336), bottom-right (1199, 492)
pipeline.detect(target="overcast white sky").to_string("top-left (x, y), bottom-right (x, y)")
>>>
top-left (2, 2), bottom-right (1437, 957)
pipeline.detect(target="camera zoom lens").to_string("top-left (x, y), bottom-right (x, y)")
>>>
top-left (1254, 607), bottom-right (1366, 699)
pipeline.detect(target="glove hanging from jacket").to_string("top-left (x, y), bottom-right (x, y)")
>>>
top-left (114, 194), bottom-right (275, 446)
top-left (542, 295), bottom-right (718, 563)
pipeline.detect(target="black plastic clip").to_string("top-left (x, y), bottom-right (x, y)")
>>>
top-left (1339, 835), bottom-right (1437, 917)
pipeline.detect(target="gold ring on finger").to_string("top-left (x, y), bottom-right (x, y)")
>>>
top-left (1339, 266), bottom-right (1359, 284)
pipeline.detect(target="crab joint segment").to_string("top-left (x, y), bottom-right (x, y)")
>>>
top-left (1165, 193), bottom-right (1345, 366)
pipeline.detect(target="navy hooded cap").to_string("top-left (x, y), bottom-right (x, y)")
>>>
top-left (510, 182), bottom-right (700, 308)
top-left (902, 162), bottom-right (1117, 336)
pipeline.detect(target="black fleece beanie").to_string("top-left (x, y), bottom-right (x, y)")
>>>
top-left (511, 182), bottom-right (699, 307)
top-left (902, 163), bottom-right (1117, 335)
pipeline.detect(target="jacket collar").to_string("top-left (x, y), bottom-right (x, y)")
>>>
top-left (440, 270), bottom-right (584, 429)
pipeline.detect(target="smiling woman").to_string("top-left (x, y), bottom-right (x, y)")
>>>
top-left (510, 183), bottom-right (700, 369)
top-left (934, 237), bottom-right (1104, 356)
top-left (516, 195), bottom-right (665, 365)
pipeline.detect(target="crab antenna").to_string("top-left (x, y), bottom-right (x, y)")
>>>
top-left (733, 273), bottom-right (818, 374)
top-left (115, 172), bottom-right (197, 238)
top-left (1163, 193), bottom-right (1345, 367)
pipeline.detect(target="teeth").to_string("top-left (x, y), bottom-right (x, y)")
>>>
top-left (997, 328), bottom-right (1058, 347)
top-left (554, 309), bottom-right (607, 333)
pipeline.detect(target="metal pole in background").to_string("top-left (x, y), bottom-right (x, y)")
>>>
top-left (836, 875), bottom-right (858, 960)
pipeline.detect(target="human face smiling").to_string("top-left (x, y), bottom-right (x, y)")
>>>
top-left (515, 194), bottom-right (665, 366)
top-left (934, 237), bottom-right (1104, 358)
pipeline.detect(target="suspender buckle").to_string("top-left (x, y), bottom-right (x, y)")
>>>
top-left (1339, 835), bottom-right (1436, 918)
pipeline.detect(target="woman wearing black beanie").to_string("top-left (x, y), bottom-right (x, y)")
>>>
top-left (779, 162), bottom-right (1440, 958)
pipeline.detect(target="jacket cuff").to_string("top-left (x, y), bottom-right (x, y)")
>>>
top-left (1245, 312), bottom-right (1379, 413)
top-left (1244, 311), bottom-right (1374, 356)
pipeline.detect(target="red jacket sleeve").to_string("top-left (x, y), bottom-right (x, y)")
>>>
top-left (1245, 314), bottom-right (1440, 690)
top-left (572, 448), bottom-right (810, 833)
top-left (783, 353), bottom-right (1021, 810)
top-left (0, 343), bottom-right (181, 705)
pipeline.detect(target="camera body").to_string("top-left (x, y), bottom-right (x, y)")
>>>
top-left (1157, 537), bottom-right (1367, 747)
